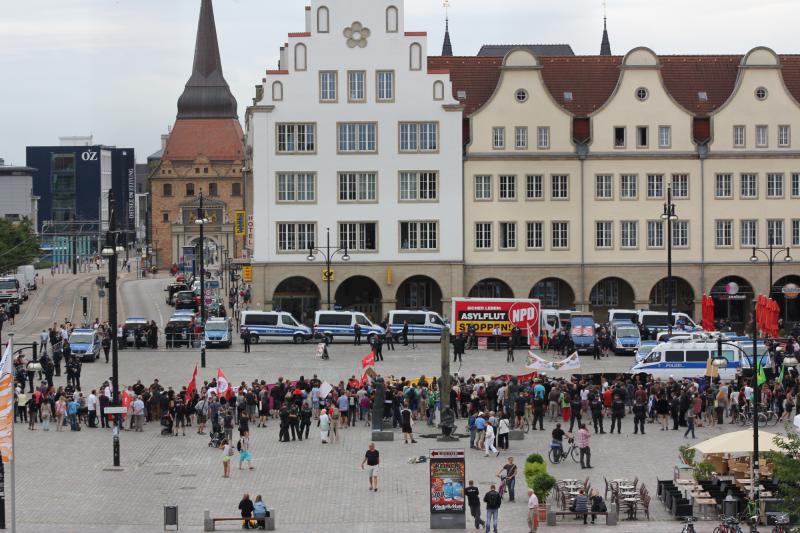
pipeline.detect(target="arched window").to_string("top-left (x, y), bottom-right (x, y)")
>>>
top-left (317, 6), bottom-right (329, 33)
top-left (433, 81), bottom-right (444, 101)
top-left (409, 43), bottom-right (422, 71)
top-left (272, 81), bottom-right (283, 101)
top-left (294, 43), bottom-right (307, 71)
top-left (386, 6), bottom-right (399, 32)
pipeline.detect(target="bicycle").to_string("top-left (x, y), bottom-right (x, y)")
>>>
top-left (771, 512), bottom-right (790, 533)
top-left (714, 515), bottom-right (743, 533)
top-left (681, 516), bottom-right (698, 533)
top-left (548, 438), bottom-right (579, 464)
top-left (520, 416), bottom-right (530, 434)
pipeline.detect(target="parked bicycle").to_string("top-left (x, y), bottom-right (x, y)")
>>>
top-left (548, 437), bottom-right (579, 464)
top-left (771, 512), bottom-right (790, 533)
top-left (714, 515), bottom-right (743, 533)
top-left (681, 516), bottom-right (697, 533)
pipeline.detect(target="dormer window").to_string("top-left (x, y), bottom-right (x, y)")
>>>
top-left (456, 90), bottom-right (467, 100)
top-left (697, 91), bottom-right (708, 102)
top-left (563, 92), bottom-right (573, 101)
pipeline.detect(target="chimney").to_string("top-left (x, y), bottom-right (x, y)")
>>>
top-left (279, 46), bottom-right (287, 71)
top-left (305, 5), bottom-right (312, 32)
top-left (161, 134), bottom-right (169, 150)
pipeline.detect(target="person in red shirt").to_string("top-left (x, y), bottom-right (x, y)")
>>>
top-left (602, 387), bottom-right (613, 409)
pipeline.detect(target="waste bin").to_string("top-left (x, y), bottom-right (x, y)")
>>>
top-left (164, 505), bottom-right (179, 530)
top-left (723, 494), bottom-right (738, 518)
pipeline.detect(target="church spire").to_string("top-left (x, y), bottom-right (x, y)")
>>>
top-left (442, 16), bottom-right (453, 56)
top-left (177, 0), bottom-right (238, 119)
top-left (600, 2), bottom-right (612, 56)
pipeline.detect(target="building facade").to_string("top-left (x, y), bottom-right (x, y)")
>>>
top-left (0, 162), bottom-right (38, 227)
top-left (245, 0), bottom-right (464, 322)
top-left (447, 45), bottom-right (799, 328)
top-left (149, 0), bottom-right (244, 270)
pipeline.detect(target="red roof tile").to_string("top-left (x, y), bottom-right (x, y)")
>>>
top-left (539, 55), bottom-right (622, 116)
top-left (427, 56), bottom-right (502, 116)
top-left (163, 118), bottom-right (244, 161)
top-left (779, 55), bottom-right (800, 103)
top-left (405, 31), bottom-right (427, 36)
top-left (660, 56), bottom-right (740, 116)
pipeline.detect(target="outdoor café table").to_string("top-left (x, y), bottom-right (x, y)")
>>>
top-left (623, 497), bottom-right (640, 520)
top-left (694, 498), bottom-right (718, 520)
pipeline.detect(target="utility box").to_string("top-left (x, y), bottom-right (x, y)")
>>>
top-left (164, 505), bottom-right (178, 530)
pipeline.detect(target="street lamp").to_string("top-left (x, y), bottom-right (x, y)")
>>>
top-left (101, 191), bottom-right (125, 468)
top-left (749, 232), bottom-right (793, 297)
top-left (661, 185), bottom-right (678, 336)
top-left (306, 227), bottom-right (350, 310)
top-left (195, 191), bottom-right (209, 368)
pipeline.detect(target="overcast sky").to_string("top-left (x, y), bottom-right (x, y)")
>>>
top-left (2, 0), bottom-right (799, 165)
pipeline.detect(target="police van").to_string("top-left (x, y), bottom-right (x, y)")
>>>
top-left (630, 339), bottom-right (770, 380)
top-left (204, 317), bottom-right (233, 348)
top-left (313, 310), bottom-right (385, 343)
top-left (387, 310), bottom-right (447, 342)
top-left (68, 328), bottom-right (101, 362)
top-left (610, 319), bottom-right (641, 355)
top-left (240, 311), bottom-right (313, 344)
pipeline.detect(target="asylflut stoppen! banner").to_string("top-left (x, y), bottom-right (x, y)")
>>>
top-left (451, 298), bottom-right (540, 338)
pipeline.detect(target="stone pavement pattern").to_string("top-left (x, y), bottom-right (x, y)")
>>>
top-left (7, 275), bottom-right (784, 532)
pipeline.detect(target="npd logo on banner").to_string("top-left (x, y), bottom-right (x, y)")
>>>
top-left (509, 302), bottom-right (538, 331)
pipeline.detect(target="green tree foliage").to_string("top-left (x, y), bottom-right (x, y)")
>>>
top-left (766, 425), bottom-right (800, 523)
top-left (0, 219), bottom-right (40, 274)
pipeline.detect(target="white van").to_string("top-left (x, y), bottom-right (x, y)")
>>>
top-left (608, 309), bottom-right (639, 324)
top-left (313, 310), bottom-right (385, 342)
top-left (240, 311), bottom-right (312, 344)
top-left (631, 340), bottom-right (770, 380)
top-left (16, 265), bottom-right (36, 290)
top-left (610, 320), bottom-right (641, 355)
top-left (638, 311), bottom-right (699, 334)
top-left (387, 310), bottom-right (446, 342)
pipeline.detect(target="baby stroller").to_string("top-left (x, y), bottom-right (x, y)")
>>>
top-left (208, 429), bottom-right (225, 448)
top-left (160, 413), bottom-right (174, 436)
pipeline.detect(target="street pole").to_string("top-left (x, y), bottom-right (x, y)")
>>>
top-left (325, 228), bottom-right (332, 310)
top-left (751, 297), bottom-right (760, 531)
top-left (105, 191), bottom-right (121, 468)
top-left (662, 187), bottom-right (676, 336)
top-left (198, 192), bottom-right (206, 369)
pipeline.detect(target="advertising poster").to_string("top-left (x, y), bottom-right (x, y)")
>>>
top-left (430, 449), bottom-right (465, 516)
top-left (451, 299), bottom-right (540, 339)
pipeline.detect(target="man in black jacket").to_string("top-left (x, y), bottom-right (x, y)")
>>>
top-left (484, 484), bottom-right (502, 533)
top-left (632, 400), bottom-right (647, 435)
top-left (238, 493), bottom-right (255, 529)
top-left (453, 334), bottom-right (466, 363)
top-left (609, 394), bottom-right (625, 434)
top-left (465, 480), bottom-right (485, 529)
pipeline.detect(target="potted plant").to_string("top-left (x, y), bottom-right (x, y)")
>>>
top-left (526, 453), bottom-right (545, 465)
top-left (693, 461), bottom-right (714, 482)
top-left (525, 462), bottom-right (556, 520)
top-left (678, 444), bottom-right (696, 466)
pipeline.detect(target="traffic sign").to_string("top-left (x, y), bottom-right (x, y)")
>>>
top-left (242, 266), bottom-right (253, 283)
top-left (104, 406), bottom-right (126, 414)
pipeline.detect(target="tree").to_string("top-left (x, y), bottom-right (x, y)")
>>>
top-left (0, 218), bottom-right (40, 274)
top-left (766, 425), bottom-right (800, 523)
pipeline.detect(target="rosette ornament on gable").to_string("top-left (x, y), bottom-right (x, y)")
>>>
top-left (343, 21), bottom-right (370, 48)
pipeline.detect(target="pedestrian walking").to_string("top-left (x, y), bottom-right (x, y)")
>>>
top-left (319, 409), bottom-right (331, 443)
top-left (577, 423), bottom-right (592, 469)
top-left (684, 399), bottom-right (697, 439)
top-left (484, 420), bottom-right (498, 457)
top-left (401, 401), bottom-right (417, 444)
top-left (385, 324), bottom-right (395, 351)
top-left (238, 435), bottom-right (254, 470)
top-left (360, 442), bottom-right (380, 491)
top-left (483, 484), bottom-right (502, 533)
top-left (527, 489), bottom-right (539, 533)
top-left (466, 480), bottom-right (485, 529)
top-left (222, 438), bottom-right (233, 477)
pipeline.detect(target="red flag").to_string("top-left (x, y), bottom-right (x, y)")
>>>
top-left (217, 368), bottom-right (232, 401)
top-left (361, 351), bottom-right (375, 368)
top-left (360, 371), bottom-right (369, 387)
top-left (186, 365), bottom-right (198, 403)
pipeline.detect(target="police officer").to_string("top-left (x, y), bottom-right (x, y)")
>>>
top-left (353, 323), bottom-right (362, 346)
top-left (288, 403), bottom-right (301, 441)
top-left (632, 400), bottom-right (647, 435)
top-left (610, 392), bottom-right (625, 434)
top-left (299, 402), bottom-right (312, 440)
top-left (242, 327), bottom-right (251, 353)
top-left (278, 405), bottom-right (290, 442)
top-left (590, 392), bottom-right (605, 434)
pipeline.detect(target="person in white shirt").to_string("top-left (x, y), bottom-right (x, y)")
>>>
top-left (319, 411), bottom-right (331, 443)
top-left (87, 391), bottom-right (98, 427)
top-left (132, 396), bottom-right (145, 432)
top-left (527, 489), bottom-right (539, 532)
top-left (484, 421), bottom-right (498, 457)
top-left (39, 330), bottom-right (49, 356)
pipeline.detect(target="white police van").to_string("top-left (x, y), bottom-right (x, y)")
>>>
top-left (240, 311), bottom-right (312, 344)
top-left (610, 319), bottom-right (641, 355)
top-left (313, 310), bottom-right (385, 343)
top-left (387, 310), bottom-right (447, 342)
top-left (68, 328), bottom-right (101, 362)
top-left (204, 317), bottom-right (233, 348)
top-left (631, 339), bottom-right (770, 380)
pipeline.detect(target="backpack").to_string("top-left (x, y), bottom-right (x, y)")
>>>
top-left (236, 439), bottom-right (242, 451)
top-left (332, 407), bottom-right (340, 420)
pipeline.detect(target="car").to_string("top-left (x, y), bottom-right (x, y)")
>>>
top-left (165, 315), bottom-right (197, 348)
top-left (68, 329), bottom-right (101, 362)
top-left (122, 317), bottom-right (149, 347)
top-left (174, 290), bottom-right (198, 311)
top-left (204, 317), bottom-right (233, 348)
top-left (165, 283), bottom-right (189, 306)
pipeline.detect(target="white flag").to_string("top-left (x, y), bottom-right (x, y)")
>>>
top-left (556, 351), bottom-right (581, 371)
top-left (0, 339), bottom-right (14, 461)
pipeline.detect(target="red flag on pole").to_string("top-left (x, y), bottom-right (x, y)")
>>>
top-left (361, 351), bottom-right (375, 368)
top-left (217, 368), bottom-right (232, 401)
top-left (186, 365), bottom-right (198, 403)
top-left (360, 371), bottom-right (369, 387)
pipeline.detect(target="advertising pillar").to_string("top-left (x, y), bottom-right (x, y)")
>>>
top-left (430, 448), bottom-right (465, 529)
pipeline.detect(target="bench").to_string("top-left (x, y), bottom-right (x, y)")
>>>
top-left (547, 509), bottom-right (616, 526)
top-left (204, 510), bottom-right (275, 531)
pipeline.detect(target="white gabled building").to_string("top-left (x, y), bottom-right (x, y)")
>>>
top-left (245, 0), bottom-right (464, 322)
